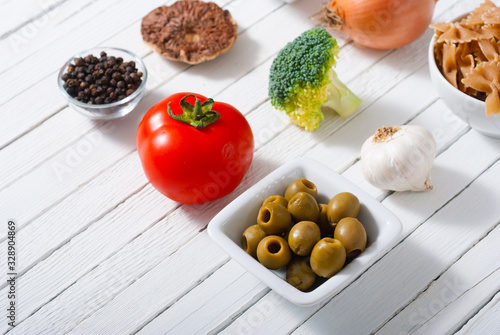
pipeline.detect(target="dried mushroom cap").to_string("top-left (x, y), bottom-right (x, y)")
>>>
top-left (141, 1), bottom-right (238, 64)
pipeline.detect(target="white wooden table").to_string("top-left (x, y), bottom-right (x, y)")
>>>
top-left (2, 0), bottom-right (500, 333)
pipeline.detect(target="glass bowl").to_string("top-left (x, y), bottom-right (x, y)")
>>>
top-left (207, 158), bottom-right (402, 306)
top-left (57, 47), bottom-right (147, 120)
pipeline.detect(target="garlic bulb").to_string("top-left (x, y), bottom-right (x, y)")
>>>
top-left (360, 125), bottom-right (436, 192)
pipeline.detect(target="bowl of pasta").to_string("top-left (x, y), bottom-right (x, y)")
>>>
top-left (428, 1), bottom-right (500, 138)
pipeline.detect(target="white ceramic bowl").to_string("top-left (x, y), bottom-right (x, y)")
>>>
top-left (58, 47), bottom-right (147, 120)
top-left (428, 14), bottom-right (500, 138)
top-left (207, 158), bottom-right (402, 306)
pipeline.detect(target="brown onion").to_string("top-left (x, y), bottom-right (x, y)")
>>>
top-left (313, 0), bottom-right (438, 50)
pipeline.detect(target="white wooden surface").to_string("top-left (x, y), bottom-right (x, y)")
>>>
top-left (2, 0), bottom-right (500, 334)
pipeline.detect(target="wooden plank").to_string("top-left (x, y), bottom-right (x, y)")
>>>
top-left (0, 8), bottom-right (333, 326)
top-left (0, 0), bottom-right (199, 147)
top-left (7, 1), bottom-right (490, 334)
top-left (376, 225), bottom-right (500, 334)
top-left (456, 292), bottom-right (500, 335)
top-left (120, 6), bottom-right (485, 331)
top-left (0, 153), bottom-right (146, 276)
top-left (342, 98), bottom-right (470, 202)
top-left (0, 109), bottom-right (142, 240)
top-left (0, 14), bottom-right (155, 149)
top-left (0, 0), bottom-right (304, 237)
top-left (304, 64), bottom-right (437, 174)
top-left (0, 0), bottom-right (171, 80)
top-left (73, 27), bottom-right (484, 334)
top-left (0, 0), bottom-right (289, 105)
top-left (8, 189), bottom-right (241, 333)
top-left (136, 88), bottom-right (468, 334)
top-left (219, 130), bottom-right (500, 334)
top-left (0, 0), bottom-right (331, 238)
top-left (64, 233), bottom-right (226, 335)
top-left (0, 107), bottom-right (105, 188)
top-left (0, 55), bottom-right (284, 284)
top-left (0, 0), bottom-right (284, 182)
top-left (236, 51), bottom-right (447, 198)
top-left (137, 260), bottom-right (269, 335)
top-left (292, 151), bottom-right (500, 334)
top-left (1, 0), bottom-right (286, 150)
top-left (0, 0), bottom-right (68, 39)
top-left (233, 0), bottom-right (474, 189)
top-left (1, 183), bottom-right (178, 334)
top-left (8, 233), bottom-right (226, 334)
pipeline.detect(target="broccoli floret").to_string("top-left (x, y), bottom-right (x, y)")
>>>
top-left (268, 27), bottom-right (362, 131)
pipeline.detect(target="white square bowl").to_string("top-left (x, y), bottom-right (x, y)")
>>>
top-left (207, 157), bottom-right (402, 306)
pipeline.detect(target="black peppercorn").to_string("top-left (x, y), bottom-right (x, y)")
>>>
top-left (74, 58), bottom-right (84, 66)
top-left (61, 51), bottom-right (143, 105)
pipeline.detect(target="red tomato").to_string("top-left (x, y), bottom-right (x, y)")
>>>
top-left (137, 92), bottom-right (254, 204)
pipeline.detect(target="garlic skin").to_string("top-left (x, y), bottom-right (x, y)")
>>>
top-left (361, 125), bottom-right (436, 192)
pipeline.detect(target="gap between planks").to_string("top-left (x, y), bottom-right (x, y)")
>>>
top-left (2, 0), bottom-right (488, 332)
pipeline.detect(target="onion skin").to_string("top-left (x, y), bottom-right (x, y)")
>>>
top-left (319, 0), bottom-right (438, 50)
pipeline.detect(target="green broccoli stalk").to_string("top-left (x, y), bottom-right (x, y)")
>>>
top-left (268, 27), bottom-right (362, 131)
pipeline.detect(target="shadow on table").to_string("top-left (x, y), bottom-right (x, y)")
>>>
top-left (281, 157), bottom-right (496, 332)
top-left (386, 162), bottom-right (493, 227)
top-left (190, 31), bottom-right (260, 82)
top-left (296, 234), bottom-right (467, 334)
top-left (92, 89), bottom-right (173, 148)
top-left (176, 155), bottom-right (281, 230)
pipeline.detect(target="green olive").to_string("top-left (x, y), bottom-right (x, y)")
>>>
top-left (242, 224), bottom-right (267, 258)
top-left (257, 202), bottom-right (292, 235)
top-left (284, 178), bottom-right (318, 201)
top-left (286, 257), bottom-right (316, 291)
top-left (287, 192), bottom-right (320, 223)
top-left (310, 238), bottom-right (346, 278)
top-left (327, 192), bottom-right (360, 223)
top-left (334, 217), bottom-right (367, 258)
top-left (317, 203), bottom-right (335, 237)
top-left (256, 235), bottom-right (292, 270)
top-left (288, 221), bottom-right (321, 256)
top-left (263, 195), bottom-right (288, 208)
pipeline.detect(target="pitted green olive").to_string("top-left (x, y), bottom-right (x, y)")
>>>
top-left (327, 192), bottom-right (360, 223)
top-left (288, 221), bottom-right (321, 256)
top-left (334, 217), bottom-right (367, 258)
top-left (242, 224), bottom-right (266, 258)
top-left (288, 192), bottom-right (320, 222)
top-left (263, 195), bottom-right (288, 208)
top-left (317, 203), bottom-right (335, 237)
top-left (256, 235), bottom-right (292, 270)
top-left (257, 202), bottom-right (292, 235)
top-left (284, 178), bottom-right (318, 201)
top-left (310, 238), bottom-right (346, 278)
top-left (286, 257), bottom-right (316, 291)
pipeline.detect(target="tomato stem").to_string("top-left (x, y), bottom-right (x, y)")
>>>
top-left (168, 94), bottom-right (221, 129)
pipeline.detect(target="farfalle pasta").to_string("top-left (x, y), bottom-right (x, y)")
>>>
top-left (430, 0), bottom-right (500, 116)
top-left (462, 60), bottom-right (500, 117)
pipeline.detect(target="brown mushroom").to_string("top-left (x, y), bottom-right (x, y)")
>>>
top-left (141, 1), bottom-right (238, 65)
